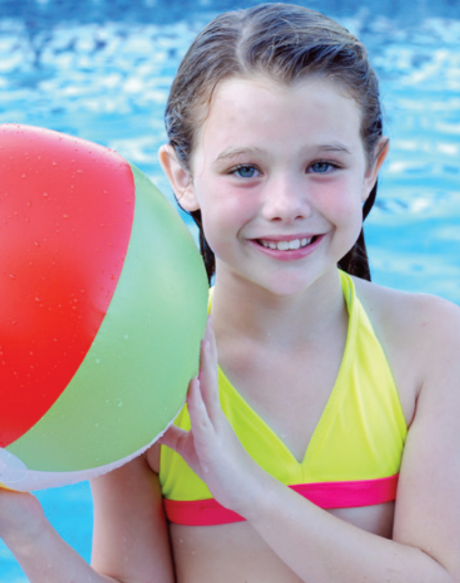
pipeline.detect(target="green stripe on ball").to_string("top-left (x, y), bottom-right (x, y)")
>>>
top-left (7, 165), bottom-right (208, 472)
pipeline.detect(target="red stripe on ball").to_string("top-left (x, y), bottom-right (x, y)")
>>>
top-left (0, 125), bottom-right (135, 446)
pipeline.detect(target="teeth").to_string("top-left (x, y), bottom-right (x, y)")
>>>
top-left (260, 237), bottom-right (313, 251)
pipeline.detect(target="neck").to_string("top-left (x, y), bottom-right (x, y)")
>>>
top-left (210, 267), bottom-right (347, 350)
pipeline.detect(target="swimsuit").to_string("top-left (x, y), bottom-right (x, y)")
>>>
top-left (159, 270), bottom-right (407, 526)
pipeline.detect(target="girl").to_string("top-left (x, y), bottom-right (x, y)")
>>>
top-left (1, 4), bottom-right (460, 582)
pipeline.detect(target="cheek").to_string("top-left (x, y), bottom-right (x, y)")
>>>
top-left (337, 197), bottom-right (364, 239)
top-left (201, 198), bottom-right (256, 262)
top-left (315, 181), bottom-right (365, 250)
top-left (198, 201), bottom-right (234, 252)
top-left (315, 180), bottom-right (363, 220)
top-left (201, 187), bottom-right (254, 230)
top-left (199, 210), bottom-right (219, 250)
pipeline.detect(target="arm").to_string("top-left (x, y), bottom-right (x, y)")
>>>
top-left (0, 488), bottom-right (117, 583)
top-left (91, 449), bottom-right (175, 583)
top-left (161, 309), bottom-right (460, 583)
top-left (0, 452), bottom-right (174, 583)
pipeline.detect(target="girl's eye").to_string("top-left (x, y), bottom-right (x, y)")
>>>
top-left (232, 165), bottom-right (259, 178)
top-left (309, 161), bottom-right (336, 174)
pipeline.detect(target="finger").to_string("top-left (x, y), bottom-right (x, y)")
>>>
top-left (198, 319), bottom-right (221, 422)
top-left (186, 378), bottom-right (218, 475)
top-left (205, 316), bottom-right (219, 378)
top-left (199, 341), bottom-right (220, 422)
top-left (157, 424), bottom-right (189, 452)
top-left (207, 316), bottom-right (218, 365)
top-left (187, 377), bottom-right (216, 438)
top-left (199, 316), bottom-right (217, 373)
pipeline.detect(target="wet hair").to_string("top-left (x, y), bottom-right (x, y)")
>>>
top-left (164, 3), bottom-right (384, 283)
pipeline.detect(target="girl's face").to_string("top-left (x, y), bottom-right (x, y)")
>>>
top-left (161, 76), bottom-right (387, 296)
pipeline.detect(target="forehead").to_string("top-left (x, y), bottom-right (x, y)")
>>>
top-left (193, 75), bottom-right (363, 158)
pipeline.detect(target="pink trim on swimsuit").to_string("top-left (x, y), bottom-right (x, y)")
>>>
top-left (163, 474), bottom-right (399, 526)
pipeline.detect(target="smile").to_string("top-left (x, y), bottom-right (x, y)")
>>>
top-left (258, 237), bottom-right (316, 251)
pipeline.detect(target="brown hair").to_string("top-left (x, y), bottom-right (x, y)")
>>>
top-left (164, 3), bottom-right (384, 283)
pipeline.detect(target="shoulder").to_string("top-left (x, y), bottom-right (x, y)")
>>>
top-left (353, 276), bottom-right (460, 350)
top-left (352, 276), bottom-right (460, 422)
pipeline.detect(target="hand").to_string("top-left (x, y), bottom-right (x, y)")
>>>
top-left (0, 486), bottom-right (46, 545)
top-left (159, 319), bottom-right (265, 516)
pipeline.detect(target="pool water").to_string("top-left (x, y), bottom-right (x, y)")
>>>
top-left (0, 0), bottom-right (459, 580)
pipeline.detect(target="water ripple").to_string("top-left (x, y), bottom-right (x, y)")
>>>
top-left (0, 6), bottom-right (458, 308)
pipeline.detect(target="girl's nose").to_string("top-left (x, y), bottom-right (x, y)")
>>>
top-left (261, 178), bottom-right (311, 223)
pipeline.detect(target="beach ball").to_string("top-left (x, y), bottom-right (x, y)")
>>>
top-left (0, 124), bottom-right (208, 491)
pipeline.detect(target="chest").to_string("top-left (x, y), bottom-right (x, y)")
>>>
top-left (214, 311), bottom-right (406, 489)
top-left (218, 331), bottom-right (346, 463)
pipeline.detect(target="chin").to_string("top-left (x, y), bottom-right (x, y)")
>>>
top-left (260, 263), bottom-right (342, 297)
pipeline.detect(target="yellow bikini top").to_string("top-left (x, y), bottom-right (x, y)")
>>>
top-left (159, 270), bottom-right (407, 525)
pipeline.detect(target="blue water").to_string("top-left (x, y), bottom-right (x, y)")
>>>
top-left (0, 0), bottom-right (459, 580)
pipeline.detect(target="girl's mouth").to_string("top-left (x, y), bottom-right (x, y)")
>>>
top-left (257, 236), bottom-right (318, 251)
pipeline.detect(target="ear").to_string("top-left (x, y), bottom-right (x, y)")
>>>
top-left (361, 137), bottom-right (390, 202)
top-left (158, 145), bottom-right (200, 211)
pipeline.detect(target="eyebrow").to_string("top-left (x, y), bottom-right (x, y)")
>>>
top-left (214, 142), bottom-right (353, 164)
top-left (317, 144), bottom-right (352, 154)
top-left (215, 147), bottom-right (263, 163)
